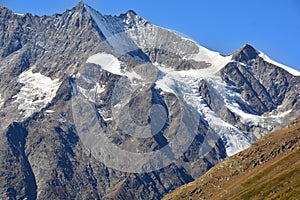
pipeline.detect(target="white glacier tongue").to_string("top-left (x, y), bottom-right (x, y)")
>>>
top-left (155, 65), bottom-right (252, 156)
top-left (258, 52), bottom-right (300, 76)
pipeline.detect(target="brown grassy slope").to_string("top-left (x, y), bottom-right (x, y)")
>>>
top-left (163, 118), bottom-right (300, 200)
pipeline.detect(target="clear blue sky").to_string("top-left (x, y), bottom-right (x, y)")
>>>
top-left (1, 0), bottom-right (300, 71)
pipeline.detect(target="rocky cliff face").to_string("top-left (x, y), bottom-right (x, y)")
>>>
top-left (0, 2), bottom-right (299, 199)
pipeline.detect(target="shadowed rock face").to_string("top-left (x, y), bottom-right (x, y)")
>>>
top-left (0, 122), bottom-right (37, 200)
top-left (0, 3), bottom-right (299, 199)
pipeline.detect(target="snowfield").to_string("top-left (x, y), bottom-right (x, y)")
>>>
top-left (13, 69), bottom-right (61, 119)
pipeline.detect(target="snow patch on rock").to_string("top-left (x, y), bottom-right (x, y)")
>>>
top-left (13, 69), bottom-right (61, 119)
top-left (0, 94), bottom-right (3, 108)
top-left (86, 52), bottom-right (142, 82)
top-left (87, 53), bottom-right (123, 75)
top-left (259, 52), bottom-right (300, 76)
top-left (185, 45), bottom-right (232, 72)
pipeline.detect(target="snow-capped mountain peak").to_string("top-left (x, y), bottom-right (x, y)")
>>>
top-left (0, 3), bottom-right (299, 199)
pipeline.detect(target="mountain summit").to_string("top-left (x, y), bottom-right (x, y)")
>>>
top-left (0, 3), bottom-right (299, 199)
top-left (232, 44), bottom-right (259, 62)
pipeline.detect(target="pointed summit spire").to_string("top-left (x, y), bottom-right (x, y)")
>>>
top-left (232, 44), bottom-right (258, 63)
top-left (126, 10), bottom-right (137, 16)
top-left (77, 1), bottom-right (85, 7)
top-left (72, 1), bottom-right (87, 13)
top-left (119, 9), bottom-right (139, 19)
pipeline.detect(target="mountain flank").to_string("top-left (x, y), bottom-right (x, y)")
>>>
top-left (163, 118), bottom-right (300, 200)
